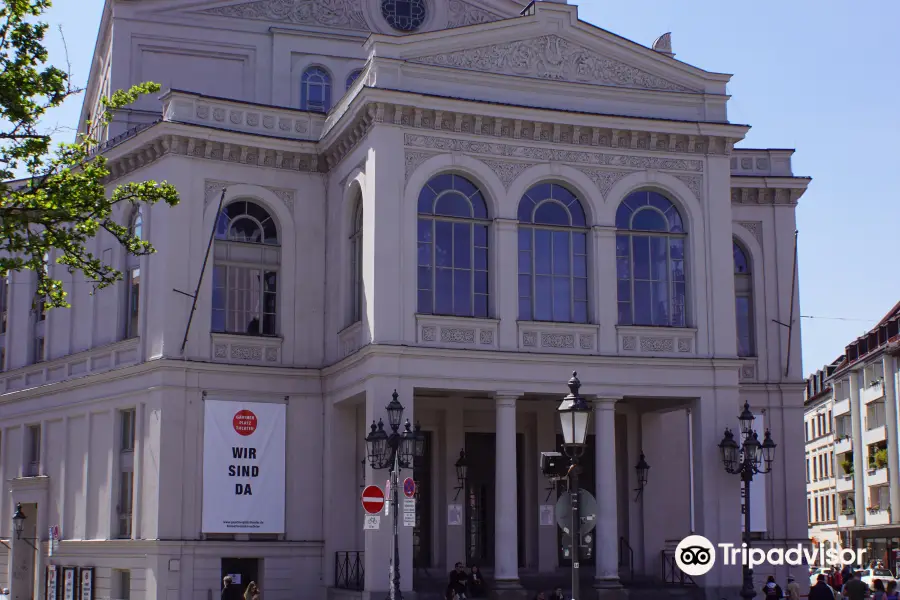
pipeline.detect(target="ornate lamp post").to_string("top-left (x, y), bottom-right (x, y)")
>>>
top-left (558, 372), bottom-right (592, 600)
top-left (365, 391), bottom-right (426, 600)
top-left (11, 503), bottom-right (37, 550)
top-left (718, 402), bottom-right (777, 600)
top-left (453, 450), bottom-right (468, 500)
top-left (634, 453), bottom-right (650, 501)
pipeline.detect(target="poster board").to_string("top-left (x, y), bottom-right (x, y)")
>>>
top-left (201, 399), bottom-right (286, 534)
top-left (46, 565), bottom-right (60, 600)
top-left (62, 567), bottom-right (76, 600)
top-left (79, 567), bottom-right (94, 600)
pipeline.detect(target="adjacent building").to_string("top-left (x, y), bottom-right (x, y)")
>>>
top-left (0, 1), bottom-right (811, 599)
top-left (805, 303), bottom-right (900, 571)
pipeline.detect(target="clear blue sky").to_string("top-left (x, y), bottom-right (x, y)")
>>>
top-left (38, 0), bottom-right (900, 376)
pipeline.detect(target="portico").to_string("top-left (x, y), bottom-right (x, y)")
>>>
top-left (323, 347), bottom-right (750, 599)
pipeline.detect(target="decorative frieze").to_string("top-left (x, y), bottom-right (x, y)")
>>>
top-left (518, 323), bottom-right (599, 354)
top-left (405, 150), bottom-right (441, 181)
top-left (204, 179), bottom-right (296, 211)
top-left (618, 327), bottom-right (696, 356)
top-left (196, 0), bottom-right (368, 31)
top-left (417, 316), bottom-right (498, 349)
top-left (739, 360), bottom-right (757, 381)
top-left (447, 0), bottom-right (505, 28)
top-left (405, 133), bottom-right (704, 172)
top-left (575, 168), bottom-right (630, 197)
top-left (409, 35), bottom-right (695, 93)
top-left (481, 159), bottom-right (532, 188)
top-left (211, 334), bottom-right (282, 365)
top-left (738, 221), bottom-right (763, 246)
top-left (731, 186), bottom-right (805, 206)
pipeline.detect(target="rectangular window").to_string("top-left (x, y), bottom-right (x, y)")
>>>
top-left (118, 470), bottom-right (134, 538)
top-left (34, 336), bottom-right (44, 363)
top-left (814, 498), bottom-right (819, 522)
top-left (806, 458), bottom-right (810, 482)
top-left (26, 425), bottom-right (40, 476)
top-left (211, 266), bottom-right (277, 336)
top-left (0, 275), bottom-right (7, 334)
top-left (113, 570), bottom-right (131, 600)
top-left (828, 410), bottom-right (832, 433)
top-left (125, 268), bottom-right (140, 338)
top-left (120, 409), bottom-right (135, 452)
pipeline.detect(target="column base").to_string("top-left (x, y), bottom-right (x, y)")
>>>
top-left (593, 578), bottom-right (625, 600)
top-left (491, 579), bottom-right (528, 600)
top-left (593, 577), bottom-right (623, 589)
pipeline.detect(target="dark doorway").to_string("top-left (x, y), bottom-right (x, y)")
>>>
top-left (413, 431), bottom-right (433, 568)
top-left (464, 432), bottom-right (525, 568)
top-left (221, 558), bottom-right (260, 596)
top-left (555, 434), bottom-right (596, 566)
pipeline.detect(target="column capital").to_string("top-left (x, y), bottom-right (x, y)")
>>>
top-left (494, 392), bottom-right (524, 406)
top-left (590, 397), bottom-right (622, 410)
top-left (494, 218), bottom-right (518, 231)
top-left (591, 225), bottom-right (617, 237)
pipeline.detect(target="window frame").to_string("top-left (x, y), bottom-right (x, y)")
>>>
top-left (350, 198), bottom-right (363, 324)
top-left (615, 191), bottom-right (687, 328)
top-left (416, 174), bottom-right (491, 319)
top-left (26, 424), bottom-right (41, 476)
top-left (346, 69), bottom-right (363, 91)
top-left (300, 66), bottom-right (333, 113)
top-left (733, 240), bottom-right (755, 357)
top-left (212, 200), bottom-right (281, 337)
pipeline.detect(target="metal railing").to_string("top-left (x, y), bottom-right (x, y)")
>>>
top-left (660, 550), bottom-right (696, 586)
top-left (618, 536), bottom-right (634, 582)
top-left (334, 551), bottom-right (364, 590)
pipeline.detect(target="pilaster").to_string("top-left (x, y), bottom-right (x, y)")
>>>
top-left (884, 354), bottom-right (900, 522)
top-left (593, 398), bottom-right (621, 588)
top-left (849, 369), bottom-right (866, 525)
top-left (494, 392), bottom-right (524, 592)
top-left (444, 405), bottom-right (465, 569)
top-left (495, 219), bottom-right (519, 350)
top-left (536, 403), bottom-right (558, 573)
top-left (592, 227), bottom-right (617, 354)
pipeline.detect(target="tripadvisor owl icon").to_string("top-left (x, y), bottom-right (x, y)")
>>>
top-left (675, 535), bottom-right (716, 576)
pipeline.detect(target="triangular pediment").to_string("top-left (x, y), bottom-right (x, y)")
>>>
top-left (408, 33), bottom-right (695, 93)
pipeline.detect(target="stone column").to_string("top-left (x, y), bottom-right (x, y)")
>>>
top-left (536, 403), bottom-right (558, 572)
top-left (445, 405), bottom-right (465, 570)
top-left (849, 370), bottom-right (866, 525)
top-left (883, 354), bottom-right (900, 522)
top-left (594, 398), bottom-right (621, 588)
top-left (495, 392), bottom-right (524, 591)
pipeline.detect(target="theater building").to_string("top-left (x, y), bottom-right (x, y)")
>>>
top-left (0, 0), bottom-right (810, 599)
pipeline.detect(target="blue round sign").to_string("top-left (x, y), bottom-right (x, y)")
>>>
top-left (403, 477), bottom-right (416, 498)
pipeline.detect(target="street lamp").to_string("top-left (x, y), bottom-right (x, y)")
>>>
top-left (11, 503), bottom-right (37, 549)
top-left (453, 450), bottom-right (468, 501)
top-left (718, 402), bottom-right (777, 600)
top-left (364, 391), bottom-right (425, 600)
top-left (558, 372), bottom-right (592, 600)
top-left (634, 453), bottom-right (650, 502)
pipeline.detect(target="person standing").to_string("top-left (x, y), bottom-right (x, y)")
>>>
top-left (841, 570), bottom-right (870, 600)
top-left (810, 574), bottom-right (837, 600)
top-left (221, 576), bottom-right (242, 600)
top-left (243, 581), bottom-right (260, 600)
top-left (787, 575), bottom-right (801, 600)
top-left (763, 575), bottom-right (784, 600)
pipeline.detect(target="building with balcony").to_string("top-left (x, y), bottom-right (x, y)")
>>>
top-left (806, 302), bottom-right (900, 571)
top-left (0, 1), bottom-right (811, 600)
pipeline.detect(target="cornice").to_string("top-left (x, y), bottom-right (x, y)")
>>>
top-left (730, 177), bottom-right (811, 206)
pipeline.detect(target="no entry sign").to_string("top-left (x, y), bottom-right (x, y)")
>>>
top-left (362, 485), bottom-right (385, 515)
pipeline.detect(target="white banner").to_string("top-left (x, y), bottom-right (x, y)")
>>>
top-left (202, 399), bottom-right (286, 533)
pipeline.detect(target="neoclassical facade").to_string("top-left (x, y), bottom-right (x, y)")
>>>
top-left (0, 1), bottom-right (811, 599)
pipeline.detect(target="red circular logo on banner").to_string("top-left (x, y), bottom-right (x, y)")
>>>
top-left (233, 410), bottom-right (258, 436)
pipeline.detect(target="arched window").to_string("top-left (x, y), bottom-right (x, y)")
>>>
top-left (346, 69), bottom-right (363, 91)
top-left (615, 190), bottom-right (686, 327)
top-left (124, 206), bottom-right (142, 339)
top-left (417, 174), bottom-right (489, 318)
top-left (734, 240), bottom-right (754, 356)
top-left (350, 196), bottom-right (363, 323)
top-left (212, 200), bottom-right (281, 336)
top-left (301, 66), bottom-right (332, 113)
top-left (517, 183), bottom-right (588, 323)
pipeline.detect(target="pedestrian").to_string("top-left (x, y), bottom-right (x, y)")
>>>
top-left (243, 581), bottom-right (260, 600)
top-left (763, 575), bottom-right (784, 600)
top-left (549, 588), bottom-right (565, 600)
top-left (873, 580), bottom-right (886, 600)
top-left (810, 574), bottom-right (836, 600)
top-left (221, 576), bottom-right (242, 600)
top-left (787, 575), bottom-right (801, 600)
top-left (841, 570), bottom-right (869, 600)
top-left (468, 566), bottom-right (486, 598)
top-left (885, 580), bottom-right (897, 600)
top-left (834, 567), bottom-right (844, 590)
top-left (448, 562), bottom-right (468, 600)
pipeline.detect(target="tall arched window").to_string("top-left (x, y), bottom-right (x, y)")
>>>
top-left (346, 69), bottom-right (363, 91)
top-left (124, 206), bottom-right (142, 339)
top-left (301, 66), bottom-right (332, 113)
top-left (734, 240), bottom-right (754, 356)
top-left (616, 190), bottom-right (686, 327)
top-left (212, 200), bottom-right (280, 336)
top-left (517, 183), bottom-right (588, 323)
top-left (350, 196), bottom-right (363, 324)
top-left (417, 174), bottom-right (489, 318)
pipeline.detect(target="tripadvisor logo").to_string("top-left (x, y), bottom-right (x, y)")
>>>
top-left (675, 535), bottom-right (866, 576)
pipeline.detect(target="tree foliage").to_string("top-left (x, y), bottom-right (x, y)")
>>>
top-left (0, 0), bottom-right (179, 309)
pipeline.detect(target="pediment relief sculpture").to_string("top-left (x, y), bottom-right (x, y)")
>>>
top-left (447, 0), bottom-right (506, 29)
top-left (409, 34), bottom-right (696, 93)
top-left (197, 0), bottom-right (369, 31)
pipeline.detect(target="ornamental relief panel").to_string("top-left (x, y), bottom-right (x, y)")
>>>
top-left (447, 0), bottom-right (505, 28)
top-left (197, 0), bottom-right (368, 31)
top-left (204, 179), bottom-right (296, 212)
top-left (738, 221), bottom-right (763, 246)
top-left (409, 35), bottom-right (695, 93)
top-left (404, 134), bottom-right (703, 173)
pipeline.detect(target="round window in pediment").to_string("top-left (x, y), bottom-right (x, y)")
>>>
top-left (382, 0), bottom-right (427, 32)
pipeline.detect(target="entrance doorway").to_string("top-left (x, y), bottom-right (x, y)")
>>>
top-left (221, 558), bottom-right (259, 596)
top-left (464, 433), bottom-right (525, 568)
top-left (413, 431), bottom-right (433, 568)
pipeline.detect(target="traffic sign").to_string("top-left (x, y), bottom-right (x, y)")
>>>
top-left (362, 485), bottom-right (385, 514)
top-left (555, 489), bottom-right (598, 535)
top-left (403, 477), bottom-right (416, 498)
top-left (364, 515), bottom-right (380, 530)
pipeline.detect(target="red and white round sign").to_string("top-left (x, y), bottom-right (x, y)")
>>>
top-left (361, 485), bottom-right (385, 515)
top-left (233, 410), bottom-right (258, 436)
